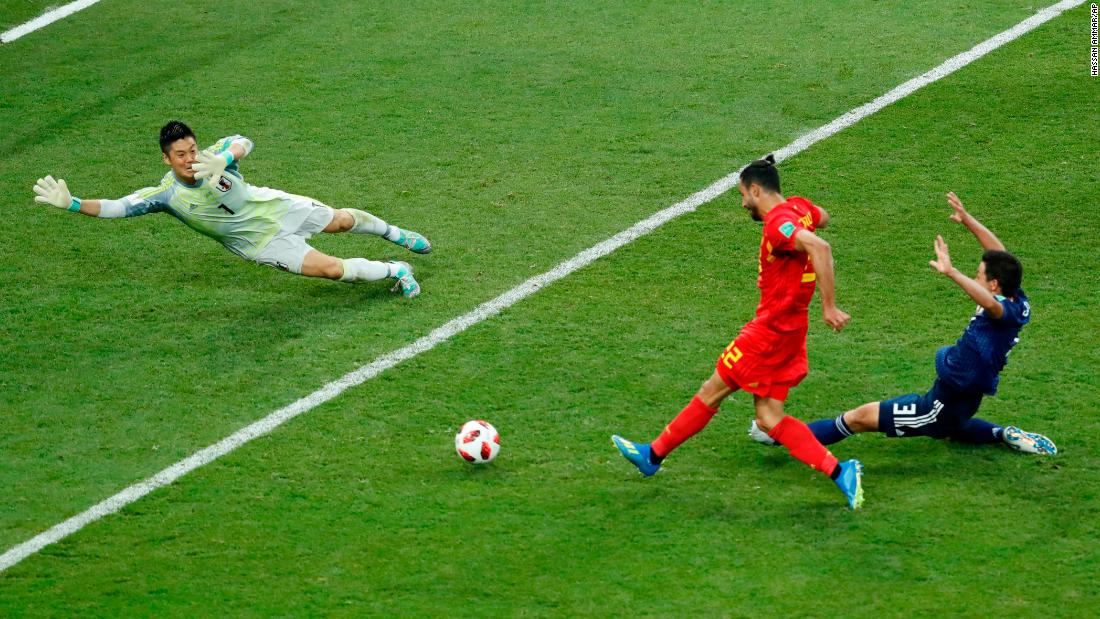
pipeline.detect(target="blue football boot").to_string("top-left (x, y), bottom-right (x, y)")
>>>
top-left (834, 459), bottom-right (865, 510)
top-left (611, 435), bottom-right (661, 477)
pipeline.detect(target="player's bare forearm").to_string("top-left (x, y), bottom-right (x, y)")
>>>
top-left (816, 206), bottom-right (831, 230)
top-left (963, 215), bottom-right (1005, 251)
top-left (945, 267), bottom-right (1004, 318)
top-left (78, 198), bottom-right (131, 218)
top-left (75, 199), bottom-right (103, 216)
top-left (226, 142), bottom-right (248, 162)
top-left (797, 231), bottom-right (851, 331)
top-left (808, 242), bottom-right (838, 308)
top-left (928, 234), bottom-right (999, 313)
top-left (947, 192), bottom-right (1005, 251)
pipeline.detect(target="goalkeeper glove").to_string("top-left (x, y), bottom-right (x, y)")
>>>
top-left (33, 175), bottom-right (81, 212)
top-left (193, 149), bottom-right (233, 187)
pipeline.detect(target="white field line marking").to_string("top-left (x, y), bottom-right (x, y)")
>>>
top-left (0, 0), bottom-right (1084, 573)
top-left (1, 0), bottom-right (102, 44)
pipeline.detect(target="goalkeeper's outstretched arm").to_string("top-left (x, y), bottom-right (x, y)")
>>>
top-left (71, 198), bottom-right (130, 218)
top-left (33, 176), bottom-right (149, 218)
top-left (223, 139), bottom-right (251, 162)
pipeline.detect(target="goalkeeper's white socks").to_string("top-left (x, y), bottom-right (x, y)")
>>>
top-left (339, 258), bottom-right (390, 283)
top-left (344, 209), bottom-right (414, 247)
top-left (346, 209), bottom-right (389, 236)
top-left (382, 225), bottom-right (403, 243)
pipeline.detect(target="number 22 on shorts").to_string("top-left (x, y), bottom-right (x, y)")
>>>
top-left (720, 342), bottom-right (743, 368)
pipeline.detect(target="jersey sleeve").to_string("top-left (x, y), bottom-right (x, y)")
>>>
top-left (208, 135), bottom-right (254, 174)
top-left (116, 186), bottom-right (170, 217)
top-left (810, 204), bottom-right (824, 227)
top-left (995, 293), bottom-right (1031, 326)
top-left (763, 213), bottom-right (804, 252)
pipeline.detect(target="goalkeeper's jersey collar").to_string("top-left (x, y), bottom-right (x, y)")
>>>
top-left (172, 172), bottom-right (202, 189)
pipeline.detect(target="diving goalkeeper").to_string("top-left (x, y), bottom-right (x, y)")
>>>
top-left (32, 121), bottom-right (430, 297)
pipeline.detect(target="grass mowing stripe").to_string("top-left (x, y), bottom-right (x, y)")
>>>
top-left (0, 0), bottom-right (1083, 574)
top-left (0, 0), bottom-right (102, 44)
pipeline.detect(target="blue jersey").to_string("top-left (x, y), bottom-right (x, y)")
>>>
top-left (935, 289), bottom-right (1030, 395)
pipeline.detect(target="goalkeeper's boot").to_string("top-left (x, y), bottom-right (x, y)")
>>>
top-left (388, 226), bottom-right (432, 254)
top-left (1003, 426), bottom-right (1057, 455)
top-left (387, 261), bottom-right (421, 298)
top-left (611, 435), bottom-right (660, 477)
top-left (748, 420), bottom-right (778, 446)
top-left (833, 459), bottom-right (865, 510)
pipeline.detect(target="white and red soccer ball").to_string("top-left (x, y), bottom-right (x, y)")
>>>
top-left (454, 420), bottom-right (500, 464)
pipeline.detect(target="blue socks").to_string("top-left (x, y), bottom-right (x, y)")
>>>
top-left (810, 413), bottom-right (1005, 445)
top-left (950, 417), bottom-right (1004, 444)
top-left (808, 415), bottom-right (854, 446)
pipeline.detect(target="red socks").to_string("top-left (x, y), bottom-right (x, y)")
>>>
top-left (768, 415), bottom-right (839, 476)
top-left (649, 400), bottom-right (839, 480)
top-left (651, 396), bottom-right (718, 459)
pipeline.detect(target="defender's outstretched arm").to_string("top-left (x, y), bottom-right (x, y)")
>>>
top-left (947, 192), bottom-right (1005, 251)
top-left (928, 235), bottom-right (1004, 319)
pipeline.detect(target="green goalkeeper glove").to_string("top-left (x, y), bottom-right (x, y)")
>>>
top-left (193, 149), bottom-right (233, 187)
top-left (33, 175), bottom-right (80, 212)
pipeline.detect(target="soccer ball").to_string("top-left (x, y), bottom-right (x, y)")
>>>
top-left (455, 420), bottom-right (500, 464)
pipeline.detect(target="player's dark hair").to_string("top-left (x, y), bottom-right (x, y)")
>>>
top-left (159, 121), bottom-right (195, 154)
top-left (982, 250), bottom-right (1022, 297)
top-left (740, 153), bottom-right (781, 193)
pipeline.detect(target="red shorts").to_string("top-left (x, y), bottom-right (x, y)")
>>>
top-left (714, 322), bottom-right (808, 402)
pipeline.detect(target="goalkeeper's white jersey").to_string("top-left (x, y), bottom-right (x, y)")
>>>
top-left (116, 136), bottom-right (298, 259)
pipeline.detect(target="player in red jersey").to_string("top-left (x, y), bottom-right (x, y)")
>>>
top-left (612, 155), bottom-right (865, 509)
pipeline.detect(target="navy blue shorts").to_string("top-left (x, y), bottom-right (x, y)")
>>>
top-left (879, 379), bottom-right (984, 439)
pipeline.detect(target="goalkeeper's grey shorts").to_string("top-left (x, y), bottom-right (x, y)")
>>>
top-left (253, 198), bottom-right (336, 274)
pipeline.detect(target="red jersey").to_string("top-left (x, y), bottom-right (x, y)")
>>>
top-left (715, 196), bottom-right (824, 399)
top-left (750, 196), bottom-right (822, 333)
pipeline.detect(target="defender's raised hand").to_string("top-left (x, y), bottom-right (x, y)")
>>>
top-left (928, 234), bottom-right (954, 274)
top-left (947, 191), bottom-right (970, 225)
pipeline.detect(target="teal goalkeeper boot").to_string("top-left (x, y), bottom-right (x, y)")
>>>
top-left (388, 226), bottom-right (432, 254)
top-left (387, 261), bottom-right (421, 298)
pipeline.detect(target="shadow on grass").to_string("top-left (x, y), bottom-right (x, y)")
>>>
top-left (0, 29), bottom-right (280, 158)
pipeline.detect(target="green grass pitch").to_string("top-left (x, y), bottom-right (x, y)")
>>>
top-left (1, 1), bottom-right (1098, 615)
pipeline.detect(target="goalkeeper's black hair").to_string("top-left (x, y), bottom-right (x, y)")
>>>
top-left (159, 121), bottom-right (196, 154)
top-left (740, 153), bottom-right (781, 194)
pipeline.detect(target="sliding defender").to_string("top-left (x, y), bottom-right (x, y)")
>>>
top-left (751, 193), bottom-right (1055, 455)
